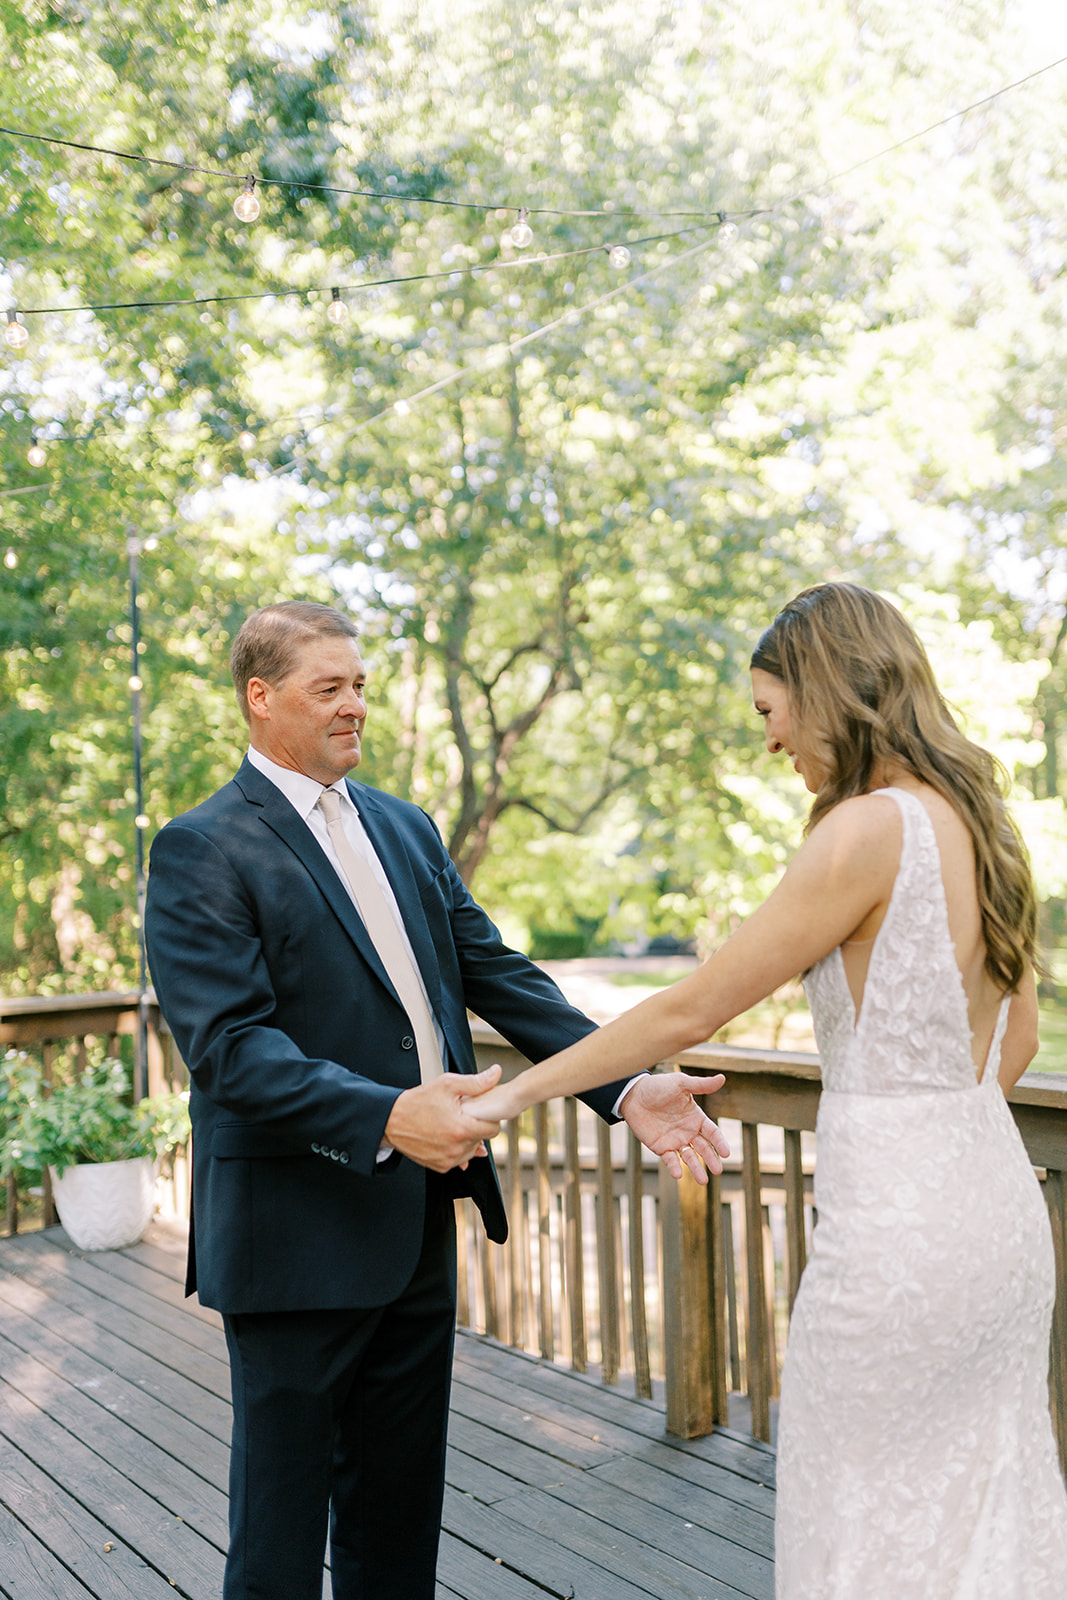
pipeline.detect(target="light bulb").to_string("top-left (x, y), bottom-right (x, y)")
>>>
top-left (238, 430), bottom-right (256, 450)
top-left (129, 674), bottom-right (143, 692)
top-left (718, 213), bottom-right (739, 243)
top-left (4, 550), bottom-right (17, 569)
top-left (326, 288), bottom-right (348, 325)
top-left (394, 399), bottom-right (411, 416)
top-left (607, 245), bottom-right (631, 269)
top-left (135, 813), bottom-right (150, 830)
top-left (234, 175), bottom-right (260, 223)
top-left (27, 438), bottom-right (46, 468)
top-left (5, 311), bottom-right (28, 351)
top-left (510, 207), bottom-right (533, 249)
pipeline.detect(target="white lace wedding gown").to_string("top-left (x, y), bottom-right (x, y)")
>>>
top-left (775, 787), bottom-right (1067, 1598)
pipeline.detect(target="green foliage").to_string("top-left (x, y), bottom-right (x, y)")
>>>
top-left (0, 1056), bottom-right (189, 1178)
top-left (2, 0), bottom-right (1067, 986)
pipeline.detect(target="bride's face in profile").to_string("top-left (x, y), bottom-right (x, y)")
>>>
top-left (751, 668), bottom-right (825, 794)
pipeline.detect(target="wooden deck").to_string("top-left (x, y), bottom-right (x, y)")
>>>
top-left (0, 1222), bottom-right (776, 1600)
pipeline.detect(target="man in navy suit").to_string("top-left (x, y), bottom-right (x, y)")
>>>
top-left (145, 601), bottom-right (725, 1600)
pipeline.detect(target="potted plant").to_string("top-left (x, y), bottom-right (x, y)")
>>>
top-left (1, 1057), bottom-right (190, 1251)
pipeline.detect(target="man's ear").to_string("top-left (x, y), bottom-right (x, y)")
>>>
top-left (246, 677), bottom-right (272, 723)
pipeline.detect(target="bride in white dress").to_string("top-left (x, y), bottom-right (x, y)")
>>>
top-left (467, 582), bottom-right (1067, 1597)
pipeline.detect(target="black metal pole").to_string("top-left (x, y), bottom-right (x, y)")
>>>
top-left (127, 535), bottom-right (149, 1101)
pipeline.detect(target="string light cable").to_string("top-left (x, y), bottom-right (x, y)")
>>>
top-left (5, 50), bottom-right (1067, 467)
top-left (1, 46), bottom-right (1064, 235)
top-left (2, 222), bottom-right (723, 324)
top-left (4, 47), bottom-right (1066, 339)
top-left (0, 121), bottom-right (764, 223)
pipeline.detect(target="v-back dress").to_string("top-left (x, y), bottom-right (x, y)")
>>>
top-left (775, 787), bottom-right (1067, 1598)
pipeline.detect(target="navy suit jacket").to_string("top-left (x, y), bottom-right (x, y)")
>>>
top-left (145, 758), bottom-right (622, 1314)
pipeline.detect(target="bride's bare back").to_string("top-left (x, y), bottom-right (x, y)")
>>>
top-left (839, 782), bottom-right (1007, 1078)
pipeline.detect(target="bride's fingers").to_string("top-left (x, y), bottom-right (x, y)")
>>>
top-left (679, 1144), bottom-right (711, 1185)
top-left (661, 1147), bottom-right (684, 1181)
top-left (689, 1135), bottom-right (725, 1175)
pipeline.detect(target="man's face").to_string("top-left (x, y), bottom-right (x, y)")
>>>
top-left (247, 635), bottom-right (368, 785)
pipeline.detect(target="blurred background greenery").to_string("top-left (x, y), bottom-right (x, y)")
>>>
top-left (3, 0), bottom-right (1067, 1066)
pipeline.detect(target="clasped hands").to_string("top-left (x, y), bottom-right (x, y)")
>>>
top-left (383, 1065), bottom-right (730, 1182)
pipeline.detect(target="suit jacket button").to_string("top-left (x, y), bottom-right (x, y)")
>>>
top-left (330, 1148), bottom-right (340, 1160)
top-left (401, 1035), bottom-right (415, 1050)
top-left (311, 1143), bottom-right (321, 1154)
top-left (339, 1152), bottom-right (349, 1165)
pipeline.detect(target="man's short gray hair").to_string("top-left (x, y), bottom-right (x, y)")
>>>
top-left (230, 602), bottom-right (360, 722)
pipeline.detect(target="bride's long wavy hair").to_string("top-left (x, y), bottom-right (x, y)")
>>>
top-left (750, 582), bottom-right (1037, 992)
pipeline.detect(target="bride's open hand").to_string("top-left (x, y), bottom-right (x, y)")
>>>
top-left (620, 1072), bottom-right (730, 1183)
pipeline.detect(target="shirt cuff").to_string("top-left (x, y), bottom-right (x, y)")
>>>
top-left (611, 1073), bottom-right (648, 1117)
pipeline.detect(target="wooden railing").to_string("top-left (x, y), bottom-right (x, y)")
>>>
top-left (2, 992), bottom-right (1065, 1473)
top-left (465, 1025), bottom-right (1067, 1476)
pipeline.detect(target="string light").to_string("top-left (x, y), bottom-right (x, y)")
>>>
top-left (607, 245), bottom-right (632, 269)
top-left (510, 207), bottom-right (534, 249)
top-left (238, 430), bottom-right (256, 449)
top-left (4, 550), bottom-right (17, 569)
top-left (27, 435), bottom-right (46, 468)
top-left (717, 213), bottom-right (739, 242)
top-left (326, 288), bottom-right (348, 325)
top-left (234, 175), bottom-right (260, 223)
top-left (5, 311), bottom-right (28, 350)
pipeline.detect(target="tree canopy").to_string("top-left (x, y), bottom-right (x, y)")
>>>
top-left (2, 0), bottom-right (1067, 989)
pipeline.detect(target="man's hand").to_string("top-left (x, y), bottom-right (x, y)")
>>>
top-left (620, 1072), bottom-right (730, 1184)
top-left (384, 1065), bottom-right (503, 1172)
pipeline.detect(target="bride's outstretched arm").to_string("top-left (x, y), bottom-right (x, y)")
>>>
top-left (471, 792), bottom-right (903, 1125)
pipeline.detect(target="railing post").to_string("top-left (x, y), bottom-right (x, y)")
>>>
top-left (661, 1162), bottom-right (715, 1438)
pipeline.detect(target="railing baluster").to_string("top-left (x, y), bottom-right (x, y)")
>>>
top-left (480, 1219), bottom-right (499, 1340)
top-left (723, 1199), bottom-right (741, 1394)
top-left (742, 1122), bottom-right (771, 1441)
top-left (507, 1119), bottom-right (524, 1348)
top-left (535, 1102), bottom-right (554, 1361)
top-left (627, 1131), bottom-right (651, 1399)
top-left (41, 1040), bottom-right (56, 1228)
top-left (708, 1169), bottom-right (729, 1425)
top-left (596, 1119), bottom-right (619, 1385)
top-left (455, 1199), bottom-right (471, 1327)
top-left (763, 1203), bottom-right (779, 1397)
top-left (564, 1098), bottom-right (586, 1373)
top-left (783, 1126), bottom-right (808, 1313)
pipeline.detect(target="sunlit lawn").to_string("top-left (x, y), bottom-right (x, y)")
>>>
top-left (1037, 1001), bottom-right (1067, 1075)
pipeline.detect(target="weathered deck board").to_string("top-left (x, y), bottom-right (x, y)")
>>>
top-left (0, 1223), bottom-right (776, 1598)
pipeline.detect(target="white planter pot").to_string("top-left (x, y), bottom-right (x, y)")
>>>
top-left (49, 1155), bottom-right (156, 1251)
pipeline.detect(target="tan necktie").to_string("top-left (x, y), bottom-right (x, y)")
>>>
top-left (317, 788), bottom-right (444, 1082)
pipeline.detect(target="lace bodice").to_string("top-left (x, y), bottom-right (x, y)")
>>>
top-left (802, 787), bottom-right (1008, 1094)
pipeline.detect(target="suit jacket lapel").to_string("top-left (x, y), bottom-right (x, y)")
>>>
top-left (347, 781), bottom-right (444, 1013)
top-left (234, 760), bottom-right (404, 1006)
